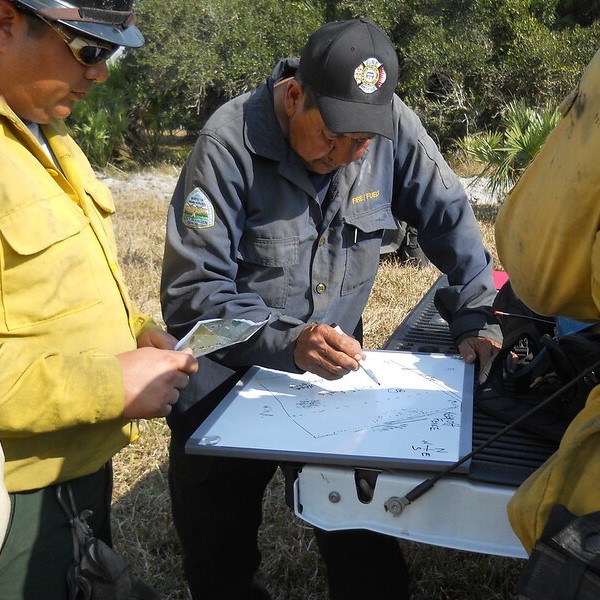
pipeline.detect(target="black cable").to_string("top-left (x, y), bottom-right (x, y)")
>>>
top-left (400, 356), bottom-right (600, 506)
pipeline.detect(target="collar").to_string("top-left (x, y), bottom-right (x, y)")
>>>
top-left (0, 96), bottom-right (60, 166)
top-left (243, 58), bottom-right (299, 163)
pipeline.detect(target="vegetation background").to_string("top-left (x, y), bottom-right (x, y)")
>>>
top-left (78, 0), bottom-right (600, 597)
top-left (70, 0), bottom-right (600, 172)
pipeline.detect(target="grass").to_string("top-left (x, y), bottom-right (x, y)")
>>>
top-left (107, 169), bottom-right (523, 599)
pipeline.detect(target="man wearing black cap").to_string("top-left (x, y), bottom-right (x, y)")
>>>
top-left (162, 18), bottom-right (501, 600)
top-left (0, 1), bottom-right (198, 598)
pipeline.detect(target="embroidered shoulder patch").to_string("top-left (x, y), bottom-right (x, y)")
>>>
top-left (182, 188), bottom-right (215, 229)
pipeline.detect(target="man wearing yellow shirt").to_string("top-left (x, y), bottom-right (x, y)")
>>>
top-left (495, 47), bottom-right (600, 554)
top-left (0, 1), bottom-right (198, 597)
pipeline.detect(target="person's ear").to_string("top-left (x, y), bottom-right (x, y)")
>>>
top-left (0, 0), bottom-right (19, 45)
top-left (283, 80), bottom-right (304, 118)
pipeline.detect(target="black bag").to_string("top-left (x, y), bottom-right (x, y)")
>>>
top-left (397, 223), bottom-right (430, 268)
top-left (517, 505), bottom-right (600, 600)
top-left (477, 281), bottom-right (600, 442)
top-left (57, 484), bottom-right (160, 600)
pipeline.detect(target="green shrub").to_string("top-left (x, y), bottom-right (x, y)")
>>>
top-left (68, 59), bottom-right (138, 169)
top-left (457, 100), bottom-right (560, 195)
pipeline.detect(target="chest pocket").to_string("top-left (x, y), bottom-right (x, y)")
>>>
top-left (342, 206), bottom-right (396, 295)
top-left (237, 235), bottom-right (299, 309)
top-left (0, 194), bottom-right (101, 330)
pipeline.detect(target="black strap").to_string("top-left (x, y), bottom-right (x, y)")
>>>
top-left (517, 507), bottom-right (600, 600)
top-left (57, 484), bottom-right (95, 557)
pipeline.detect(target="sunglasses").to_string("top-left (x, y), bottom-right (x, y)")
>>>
top-left (39, 16), bottom-right (120, 66)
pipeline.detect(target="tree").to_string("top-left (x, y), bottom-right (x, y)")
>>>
top-left (120, 0), bottom-right (323, 159)
top-left (71, 0), bottom-right (600, 165)
top-left (324, 0), bottom-right (599, 147)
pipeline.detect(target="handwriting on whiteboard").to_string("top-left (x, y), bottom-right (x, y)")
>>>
top-left (188, 350), bottom-right (474, 470)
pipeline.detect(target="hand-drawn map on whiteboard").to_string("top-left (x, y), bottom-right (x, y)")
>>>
top-left (186, 350), bottom-right (474, 471)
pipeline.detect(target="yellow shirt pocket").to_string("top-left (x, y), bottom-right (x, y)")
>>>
top-left (0, 193), bottom-right (101, 330)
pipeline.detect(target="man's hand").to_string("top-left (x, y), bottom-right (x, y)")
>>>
top-left (117, 329), bottom-right (198, 419)
top-left (457, 336), bottom-right (502, 382)
top-left (293, 323), bottom-right (365, 380)
top-left (136, 327), bottom-right (180, 350)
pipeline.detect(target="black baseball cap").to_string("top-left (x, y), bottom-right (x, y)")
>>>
top-left (298, 18), bottom-right (399, 140)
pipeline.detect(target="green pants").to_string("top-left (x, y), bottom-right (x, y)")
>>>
top-left (0, 464), bottom-right (112, 600)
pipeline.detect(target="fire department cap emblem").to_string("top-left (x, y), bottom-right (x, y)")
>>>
top-left (353, 58), bottom-right (387, 94)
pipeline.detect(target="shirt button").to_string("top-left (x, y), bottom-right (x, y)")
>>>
top-left (318, 236), bottom-right (326, 247)
top-left (315, 283), bottom-right (326, 294)
top-left (46, 168), bottom-right (59, 177)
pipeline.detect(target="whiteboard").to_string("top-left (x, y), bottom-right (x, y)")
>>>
top-left (186, 350), bottom-right (474, 471)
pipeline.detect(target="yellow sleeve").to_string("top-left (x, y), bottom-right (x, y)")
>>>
top-left (131, 309), bottom-right (162, 340)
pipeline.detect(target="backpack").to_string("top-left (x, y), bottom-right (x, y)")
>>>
top-left (477, 281), bottom-right (600, 442)
top-left (517, 504), bottom-right (600, 600)
top-left (57, 484), bottom-right (160, 600)
top-left (397, 223), bottom-right (430, 268)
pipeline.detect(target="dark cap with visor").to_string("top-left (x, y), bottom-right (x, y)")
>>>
top-left (13, 0), bottom-right (143, 47)
top-left (299, 18), bottom-right (398, 140)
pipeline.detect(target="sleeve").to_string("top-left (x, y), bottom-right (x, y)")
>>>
top-left (132, 310), bottom-right (162, 339)
top-left (0, 344), bottom-right (125, 437)
top-left (161, 134), bottom-right (301, 372)
top-left (391, 97), bottom-right (501, 345)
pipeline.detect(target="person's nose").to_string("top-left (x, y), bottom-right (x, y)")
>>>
top-left (329, 138), bottom-right (371, 166)
top-left (84, 61), bottom-right (110, 84)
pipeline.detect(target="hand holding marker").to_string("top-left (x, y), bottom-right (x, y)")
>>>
top-left (331, 324), bottom-right (381, 385)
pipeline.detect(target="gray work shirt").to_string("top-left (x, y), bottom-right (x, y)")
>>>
top-left (161, 58), bottom-right (500, 436)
